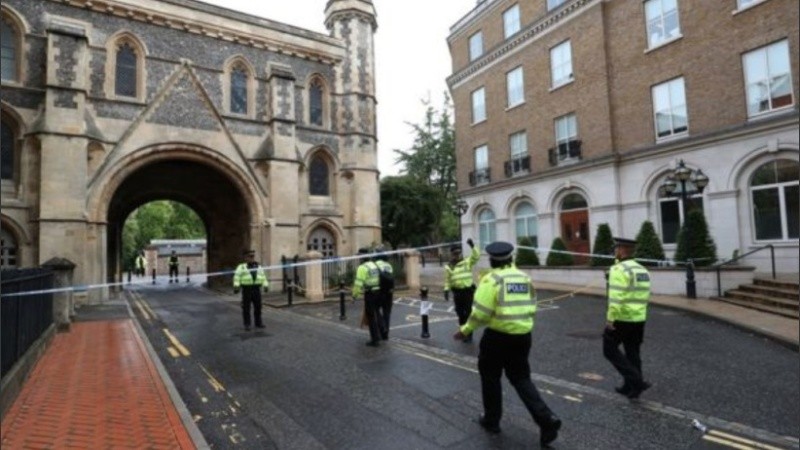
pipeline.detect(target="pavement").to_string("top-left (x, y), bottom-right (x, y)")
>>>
top-left (1, 268), bottom-right (797, 449)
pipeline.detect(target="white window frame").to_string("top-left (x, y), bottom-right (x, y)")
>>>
top-left (547, 0), bottom-right (568, 11)
top-left (503, 4), bottom-right (521, 39)
top-left (471, 87), bottom-right (486, 124)
top-left (554, 113), bottom-right (578, 160)
top-left (742, 40), bottom-right (794, 118)
top-left (644, 0), bottom-right (682, 49)
top-left (506, 66), bottom-right (524, 108)
top-left (652, 77), bottom-right (688, 140)
top-left (658, 192), bottom-right (704, 245)
top-left (749, 160), bottom-right (800, 242)
top-left (478, 208), bottom-right (497, 250)
top-left (475, 145), bottom-right (488, 171)
top-left (550, 40), bottom-right (573, 88)
top-left (469, 31), bottom-right (483, 62)
top-left (514, 202), bottom-right (538, 246)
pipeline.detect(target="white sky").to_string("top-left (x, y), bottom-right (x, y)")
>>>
top-left (198, 0), bottom-right (477, 177)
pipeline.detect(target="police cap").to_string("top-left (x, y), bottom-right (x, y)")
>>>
top-left (357, 247), bottom-right (370, 255)
top-left (485, 241), bottom-right (514, 262)
top-left (450, 245), bottom-right (462, 254)
top-left (613, 237), bottom-right (637, 248)
top-left (243, 249), bottom-right (256, 256)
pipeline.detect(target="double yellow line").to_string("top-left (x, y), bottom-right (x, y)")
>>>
top-left (130, 291), bottom-right (191, 359)
top-left (703, 429), bottom-right (786, 450)
top-left (132, 291), bottom-right (157, 322)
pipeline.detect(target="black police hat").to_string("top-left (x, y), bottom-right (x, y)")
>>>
top-left (357, 247), bottom-right (370, 255)
top-left (613, 237), bottom-right (637, 247)
top-left (485, 241), bottom-right (514, 262)
top-left (450, 245), bottom-right (462, 254)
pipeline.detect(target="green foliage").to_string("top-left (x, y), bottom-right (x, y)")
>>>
top-left (515, 236), bottom-right (540, 267)
top-left (380, 176), bottom-right (442, 249)
top-left (590, 223), bottom-right (615, 267)
top-left (121, 201), bottom-right (205, 270)
top-left (674, 210), bottom-right (717, 267)
top-left (546, 237), bottom-right (573, 266)
top-left (634, 221), bottom-right (666, 267)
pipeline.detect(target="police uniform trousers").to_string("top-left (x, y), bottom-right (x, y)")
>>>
top-left (377, 289), bottom-right (393, 339)
top-left (478, 328), bottom-right (556, 427)
top-left (603, 321), bottom-right (645, 388)
top-left (169, 265), bottom-right (179, 281)
top-left (452, 286), bottom-right (475, 326)
top-left (240, 286), bottom-right (264, 328)
top-left (364, 290), bottom-right (384, 343)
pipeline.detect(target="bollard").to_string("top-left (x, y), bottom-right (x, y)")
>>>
top-left (152, 268), bottom-right (156, 285)
top-left (444, 290), bottom-right (449, 302)
top-left (339, 282), bottom-right (346, 320)
top-left (127, 271), bottom-right (132, 284)
top-left (186, 266), bottom-right (190, 283)
top-left (287, 284), bottom-right (293, 307)
top-left (420, 287), bottom-right (430, 338)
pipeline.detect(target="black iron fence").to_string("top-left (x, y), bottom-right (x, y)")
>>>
top-left (1, 268), bottom-right (54, 378)
top-left (322, 257), bottom-right (358, 293)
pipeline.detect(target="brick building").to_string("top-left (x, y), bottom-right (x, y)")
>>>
top-left (143, 239), bottom-right (206, 277)
top-left (447, 0), bottom-right (799, 272)
top-left (0, 0), bottom-right (380, 300)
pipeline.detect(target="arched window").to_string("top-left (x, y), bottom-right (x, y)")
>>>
top-left (560, 193), bottom-right (587, 211)
top-left (309, 155), bottom-right (330, 196)
top-left (1, 118), bottom-right (15, 180)
top-left (1, 15), bottom-right (19, 82)
top-left (750, 159), bottom-right (799, 241)
top-left (478, 208), bottom-right (497, 250)
top-left (514, 202), bottom-right (538, 246)
top-left (115, 42), bottom-right (138, 97)
top-left (230, 64), bottom-right (248, 115)
top-left (309, 77), bottom-right (324, 127)
top-left (1, 227), bottom-right (17, 268)
top-left (658, 178), bottom-right (704, 244)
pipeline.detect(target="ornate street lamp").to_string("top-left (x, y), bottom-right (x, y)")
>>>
top-left (660, 159), bottom-right (710, 299)
top-left (454, 198), bottom-right (469, 242)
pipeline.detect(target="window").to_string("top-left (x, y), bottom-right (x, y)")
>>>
top-left (550, 41), bottom-right (573, 87)
top-left (548, 0), bottom-right (568, 10)
top-left (472, 87), bottom-right (486, 123)
top-left (470, 145), bottom-right (490, 186)
top-left (652, 77), bottom-right (688, 139)
top-left (514, 202), bottom-right (538, 247)
top-left (309, 78), bottom-right (324, 126)
top-left (554, 113), bottom-right (578, 159)
top-left (750, 159), bottom-right (799, 241)
top-left (743, 40), bottom-right (794, 117)
top-left (506, 66), bottom-right (524, 107)
top-left (230, 64), bottom-right (248, 115)
top-left (503, 4), bottom-right (521, 39)
top-left (1, 16), bottom-right (18, 82)
top-left (309, 155), bottom-right (330, 196)
top-left (115, 43), bottom-right (138, 98)
top-left (658, 179), bottom-right (704, 244)
top-left (1, 119), bottom-right (14, 180)
top-left (479, 209), bottom-right (497, 250)
top-left (644, 0), bottom-right (681, 48)
top-left (469, 31), bottom-right (483, 62)
top-left (0, 227), bottom-right (17, 268)
top-left (737, 0), bottom-right (759, 9)
top-left (506, 131), bottom-right (529, 176)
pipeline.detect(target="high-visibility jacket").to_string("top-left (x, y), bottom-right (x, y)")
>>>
top-left (444, 246), bottom-right (480, 291)
top-left (135, 256), bottom-right (147, 270)
top-left (607, 258), bottom-right (651, 322)
top-left (460, 266), bottom-right (537, 336)
top-left (233, 263), bottom-right (268, 288)
top-left (352, 261), bottom-right (380, 298)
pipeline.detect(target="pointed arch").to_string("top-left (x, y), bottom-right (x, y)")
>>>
top-left (105, 31), bottom-right (147, 101)
top-left (304, 218), bottom-right (343, 257)
top-left (1, 5), bottom-right (28, 84)
top-left (306, 73), bottom-right (329, 128)
top-left (306, 146), bottom-right (338, 198)
top-left (223, 55), bottom-right (256, 117)
top-left (1, 214), bottom-right (29, 268)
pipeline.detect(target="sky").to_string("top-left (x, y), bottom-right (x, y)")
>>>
top-left (198, 0), bottom-right (477, 177)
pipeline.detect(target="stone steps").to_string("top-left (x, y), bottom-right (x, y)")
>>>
top-left (711, 276), bottom-right (799, 320)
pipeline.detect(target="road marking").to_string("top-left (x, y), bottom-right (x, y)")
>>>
top-left (163, 328), bottom-right (191, 356)
top-left (134, 299), bottom-right (152, 321)
top-left (708, 430), bottom-right (786, 450)
top-left (704, 434), bottom-right (757, 450)
top-left (166, 346), bottom-right (179, 358)
top-left (393, 317), bottom-right (456, 329)
top-left (199, 364), bottom-right (226, 393)
top-left (563, 395), bottom-right (582, 403)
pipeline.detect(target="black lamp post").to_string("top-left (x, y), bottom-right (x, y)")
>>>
top-left (454, 198), bottom-right (469, 242)
top-left (661, 159), bottom-right (710, 299)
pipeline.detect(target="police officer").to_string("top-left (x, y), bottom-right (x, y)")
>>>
top-left (352, 248), bottom-right (383, 347)
top-left (444, 238), bottom-right (480, 343)
top-left (168, 250), bottom-right (179, 283)
top-left (453, 241), bottom-right (561, 447)
top-left (135, 252), bottom-right (147, 277)
top-left (374, 251), bottom-right (395, 340)
top-left (604, 237), bottom-right (652, 399)
top-left (233, 250), bottom-right (269, 331)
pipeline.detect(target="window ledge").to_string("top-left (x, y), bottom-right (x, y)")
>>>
top-left (750, 241), bottom-right (799, 248)
top-left (747, 105), bottom-right (796, 122)
top-left (645, 34), bottom-right (683, 54)
top-left (108, 95), bottom-right (146, 106)
top-left (556, 157), bottom-right (581, 167)
top-left (733, 0), bottom-right (771, 16)
top-left (549, 78), bottom-right (574, 92)
top-left (656, 132), bottom-right (689, 144)
top-left (0, 80), bottom-right (23, 88)
top-left (510, 170), bottom-right (530, 178)
top-left (471, 118), bottom-right (487, 127)
top-left (505, 101), bottom-right (526, 112)
top-left (223, 112), bottom-right (255, 121)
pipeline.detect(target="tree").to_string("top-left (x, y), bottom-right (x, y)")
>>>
top-left (634, 221), bottom-right (666, 267)
top-left (546, 237), bottom-right (573, 266)
top-left (121, 201), bottom-right (205, 270)
top-left (515, 236), bottom-right (540, 267)
top-left (591, 223), bottom-right (615, 267)
top-left (674, 210), bottom-right (717, 267)
top-left (380, 176), bottom-right (442, 249)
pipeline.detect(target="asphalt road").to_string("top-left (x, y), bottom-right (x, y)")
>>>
top-left (128, 283), bottom-right (800, 450)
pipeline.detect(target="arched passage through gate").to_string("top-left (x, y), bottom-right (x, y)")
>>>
top-left (106, 158), bottom-right (255, 288)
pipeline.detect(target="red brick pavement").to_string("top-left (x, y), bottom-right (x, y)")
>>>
top-left (1, 320), bottom-right (196, 449)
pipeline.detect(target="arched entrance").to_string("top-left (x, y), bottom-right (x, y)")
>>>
top-left (105, 158), bottom-right (257, 288)
top-left (307, 226), bottom-right (336, 257)
top-left (559, 193), bottom-right (590, 264)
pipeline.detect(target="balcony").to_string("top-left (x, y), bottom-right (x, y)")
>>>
top-left (468, 168), bottom-right (491, 187)
top-left (504, 155), bottom-right (530, 178)
top-left (548, 139), bottom-right (582, 166)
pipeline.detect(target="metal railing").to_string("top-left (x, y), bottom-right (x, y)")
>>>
top-left (714, 244), bottom-right (775, 297)
top-left (1, 268), bottom-right (54, 378)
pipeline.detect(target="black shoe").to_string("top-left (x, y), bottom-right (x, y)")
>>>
top-left (540, 416), bottom-right (562, 447)
top-left (614, 384), bottom-right (632, 396)
top-left (626, 381), bottom-right (651, 399)
top-left (477, 415), bottom-right (501, 434)
top-left (381, 335), bottom-right (389, 340)
top-left (255, 324), bottom-right (265, 329)
top-left (365, 340), bottom-right (380, 347)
